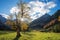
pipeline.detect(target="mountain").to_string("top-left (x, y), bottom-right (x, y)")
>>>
top-left (0, 20), bottom-right (11, 30)
top-left (0, 15), bottom-right (11, 30)
top-left (0, 15), bottom-right (6, 23)
top-left (43, 10), bottom-right (60, 29)
top-left (29, 14), bottom-right (51, 30)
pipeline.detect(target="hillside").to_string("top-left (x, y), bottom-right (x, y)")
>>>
top-left (43, 10), bottom-right (60, 32)
top-left (0, 15), bottom-right (11, 30)
top-left (0, 15), bottom-right (6, 23)
top-left (29, 14), bottom-right (51, 30)
top-left (52, 10), bottom-right (60, 19)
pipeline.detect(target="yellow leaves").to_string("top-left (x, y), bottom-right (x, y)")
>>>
top-left (5, 20), bottom-right (29, 31)
top-left (21, 22), bottom-right (28, 31)
top-left (58, 16), bottom-right (60, 21)
top-left (5, 20), bottom-right (16, 30)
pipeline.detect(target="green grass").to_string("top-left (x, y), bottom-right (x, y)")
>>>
top-left (0, 31), bottom-right (60, 40)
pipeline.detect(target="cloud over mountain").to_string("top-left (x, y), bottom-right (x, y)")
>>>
top-left (10, 0), bottom-right (56, 21)
top-left (28, 0), bottom-right (56, 20)
top-left (0, 14), bottom-right (10, 19)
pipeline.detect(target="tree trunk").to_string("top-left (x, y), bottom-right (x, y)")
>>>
top-left (14, 25), bottom-right (21, 40)
top-left (16, 25), bottom-right (21, 38)
top-left (15, 13), bottom-right (21, 38)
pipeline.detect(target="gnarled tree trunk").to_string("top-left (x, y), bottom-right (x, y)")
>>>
top-left (16, 25), bottom-right (21, 37)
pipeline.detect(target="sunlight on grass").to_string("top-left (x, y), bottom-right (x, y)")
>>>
top-left (0, 31), bottom-right (60, 40)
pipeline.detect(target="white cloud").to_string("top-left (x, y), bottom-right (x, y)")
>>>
top-left (46, 2), bottom-right (56, 9)
top-left (28, 0), bottom-right (56, 20)
top-left (10, 7), bottom-right (20, 14)
top-left (9, 0), bottom-right (56, 21)
top-left (0, 14), bottom-right (10, 19)
top-left (29, 1), bottom-right (46, 8)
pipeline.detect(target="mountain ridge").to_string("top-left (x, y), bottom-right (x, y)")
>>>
top-left (29, 14), bottom-right (52, 30)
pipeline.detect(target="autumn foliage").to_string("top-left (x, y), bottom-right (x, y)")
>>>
top-left (5, 20), bottom-right (28, 31)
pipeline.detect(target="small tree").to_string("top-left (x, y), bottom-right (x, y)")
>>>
top-left (21, 21), bottom-right (28, 32)
top-left (53, 24), bottom-right (60, 32)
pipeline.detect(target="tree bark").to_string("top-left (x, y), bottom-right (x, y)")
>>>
top-left (15, 13), bottom-right (21, 38)
top-left (16, 26), bottom-right (21, 37)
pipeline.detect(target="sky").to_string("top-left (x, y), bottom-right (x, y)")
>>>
top-left (0, 0), bottom-right (60, 21)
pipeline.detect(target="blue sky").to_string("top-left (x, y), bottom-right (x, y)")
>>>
top-left (48, 0), bottom-right (60, 15)
top-left (0, 0), bottom-right (60, 20)
top-left (0, 0), bottom-right (18, 15)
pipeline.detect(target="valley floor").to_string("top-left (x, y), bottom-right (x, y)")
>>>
top-left (0, 31), bottom-right (60, 40)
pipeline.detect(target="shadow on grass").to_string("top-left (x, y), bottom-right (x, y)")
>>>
top-left (14, 35), bottom-right (21, 40)
top-left (14, 37), bottom-right (20, 40)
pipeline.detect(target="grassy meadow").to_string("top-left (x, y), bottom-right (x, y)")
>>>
top-left (0, 31), bottom-right (60, 40)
